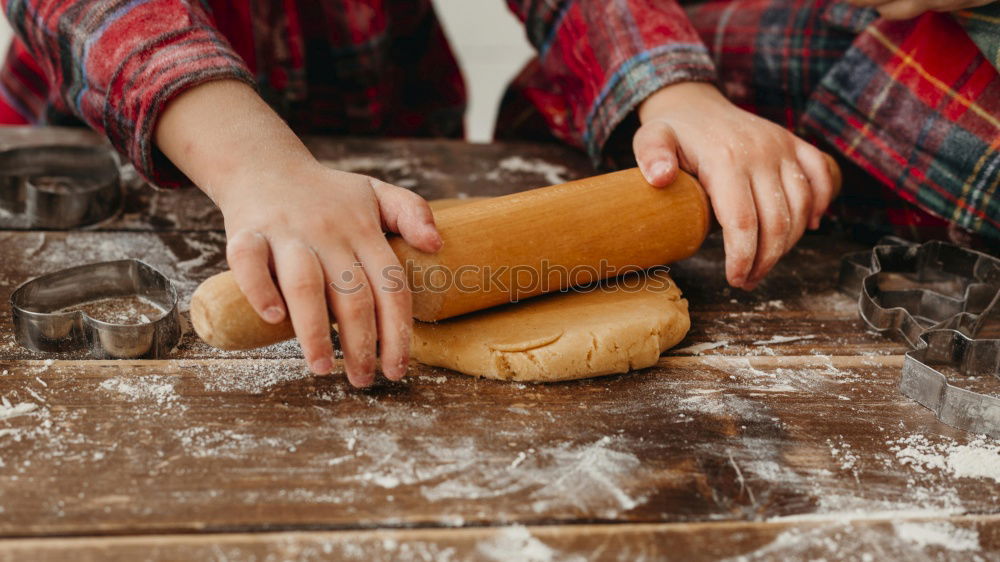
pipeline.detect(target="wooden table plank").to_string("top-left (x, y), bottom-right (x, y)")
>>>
top-left (0, 355), bottom-right (996, 537)
top-left (0, 229), bottom-right (902, 361)
top-left (0, 516), bottom-right (996, 561)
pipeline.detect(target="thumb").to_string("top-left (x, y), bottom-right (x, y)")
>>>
top-left (633, 119), bottom-right (680, 187)
top-left (370, 179), bottom-right (443, 253)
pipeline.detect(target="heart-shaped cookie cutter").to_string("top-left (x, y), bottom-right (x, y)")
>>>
top-left (0, 144), bottom-right (122, 229)
top-left (839, 237), bottom-right (1000, 438)
top-left (10, 260), bottom-right (180, 359)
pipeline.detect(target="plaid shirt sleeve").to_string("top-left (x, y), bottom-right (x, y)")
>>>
top-left (802, 11), bottom-right (1000, 241)
top-left (2, 0), bottom-right (255, 188)
top-left (505, 0), bottom-right (718, 160)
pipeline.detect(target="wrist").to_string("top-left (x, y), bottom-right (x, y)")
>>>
top-left (638, 81), bottom-right (726, 123)
top-left (154, 79), bottom-right (316, 206)
top-left (212, 154), bottom-right (325, 214)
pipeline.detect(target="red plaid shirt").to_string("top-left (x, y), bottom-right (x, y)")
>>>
top-left (0, 0), bottom-right (715, 188)
top-left (1, 0), bottom-right (996, 244)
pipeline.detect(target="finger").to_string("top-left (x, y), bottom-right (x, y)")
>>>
top-left (371, 179), bottom-right (443, 253)
top-left (272, 241), bottom-right (334, 375)
top-left (632, 120), bottom-right (680, 187)
top-left (876, 0), bottom-right (925, 18)
top-left (745, 170), bottom-right (792, 288)
top-left (702, 169), bottom-right (758, 288)
top-left (323, 250), bottom-right (378, 388)
top-left (355, 240), bottom-right (412, 382)
top-left (779, 160), bottom-right (813, 251)
top-left (226, 229), bottom-right (286, 323)
top-left (795, 144), bottom-right (836, 229)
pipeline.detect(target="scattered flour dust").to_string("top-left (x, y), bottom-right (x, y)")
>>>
top-left (416, 435), bottom-right (646, 518)
top-left (476, 526), bottom-right (582, 562)
top-left (728, 520), bottom-right (980, 561)
top-left (752, 335), bottom-right (817, 346)
top-left (890, 433), bottom-right (1000, 483)
top-left (529, 435), bottom-right (643, 514)
top-left (321, 156), bottom-right (417, 174)
top-left (0, 396), bottom-right (38, 420)
top-left (320, 156), bottom-right (431, 188)
top-left (893, 521), bottom-right (980, 551)
top-left (673, 341), bottom-right (729, 355)
top-left (200, 361), bottom-right (315, 393)
top-left (99, 375), bottom-right (179, 406)
top-left (488, 157), bottom-right (570, 186)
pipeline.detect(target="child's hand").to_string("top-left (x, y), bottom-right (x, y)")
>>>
top-left (847, 0), bottom-right (993, 20)
top-left (634, 82), bottom-right (836, 290)
top-left (154, 80), bottom-right (441, 386)
top-left (217, 163), bottom-right (442, 386)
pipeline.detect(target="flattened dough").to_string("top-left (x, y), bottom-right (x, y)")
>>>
top-left (411, 268), bottom-right (688, 382)
top-left (411, 196), bottom-right (689, 382)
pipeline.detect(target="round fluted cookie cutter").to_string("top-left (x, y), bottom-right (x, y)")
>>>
top-left (10, 260), bottom-right (180, 359)
top-left (0, 144), bottom-right (122, 229)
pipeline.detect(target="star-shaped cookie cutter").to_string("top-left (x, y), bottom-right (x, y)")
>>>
top-left (839, 237), bottom-right (1000, 438)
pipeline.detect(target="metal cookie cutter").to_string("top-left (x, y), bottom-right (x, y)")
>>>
top-left (10, 260), bottom-right (180, 359)
top-left (0, 145), bottom-right (122, 229)
top-left (839, 237), bottom-right (1000, 438)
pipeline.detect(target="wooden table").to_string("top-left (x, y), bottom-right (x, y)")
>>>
top-left (0, 127), bottom-right (996, 561)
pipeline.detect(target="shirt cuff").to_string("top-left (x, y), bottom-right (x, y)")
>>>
top-left (101, 32), bottom-right (255, 189)
top-left (583, 44), bottom-right (717, 163)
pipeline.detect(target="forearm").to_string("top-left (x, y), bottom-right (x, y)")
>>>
top-left (154, 80), bottom-right (315, 207)
top-left (3, 1), bottom-right (254, 187)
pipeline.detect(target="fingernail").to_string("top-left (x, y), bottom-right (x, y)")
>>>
top-left (387, 359), bottom-right (408, 381)
top-left (263, 306), bottom-right (284, 323)
top-left (311, 356), bottom-right (333, 374)
top-left (651, 161), bottom-right (672, 180)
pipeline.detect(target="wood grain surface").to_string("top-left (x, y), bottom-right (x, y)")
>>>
top-left (0, 127), bottom-right (996, 560)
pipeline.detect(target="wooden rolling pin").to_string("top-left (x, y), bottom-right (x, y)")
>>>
top-left (191, 167), bottom-right (711, 350)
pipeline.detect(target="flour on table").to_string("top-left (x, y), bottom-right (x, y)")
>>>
top-left (484, 156), bottom-right (570, 186)
top-left (320, 156), bottom-right (431, 189)
top-left (729, 520), bottom-right (980, 561)
top-left (893, 521), bottom-right (980, 551)
top-left (100, 375), bottom-right (180, 406)
top-left (890, 433), bottom-right (1000, 483)
top-left (419, 435), bottom-right (646, 518)
top-left (322, 156), bottom-right (417, 175)
top-left (673, 340), bottom-right (729, 355)
top-left (0, 398), bottom-right (38, 420)
top-left (199, 360), bottom-right (315, 394)
top-left (476, 526), bottom-right (582, 562)
top-left (752, 335), bottom-right (816, 346)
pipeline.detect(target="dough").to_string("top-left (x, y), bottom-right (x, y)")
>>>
top-left (412, 198), bottom-right (690, 382)
top-left (411, 267), bottom-right (689, 382)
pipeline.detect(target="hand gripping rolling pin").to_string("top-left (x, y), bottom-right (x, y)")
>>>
top-left (191, 168), bottom-right (707, 350)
